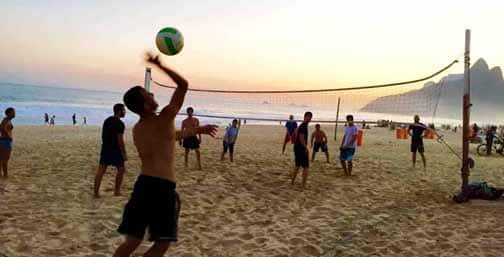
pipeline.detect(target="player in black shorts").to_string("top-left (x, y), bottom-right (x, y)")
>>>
top-left (94, 103), bottom-right (127, 198)
top-left (118, 175), bottom-right (180, 242)
top-left (311, 124), bottom-right (329, 163)
top-left (181, 107), bottom-right (202, 170)
top-left (113, 53), bottom-right (218, 257)
top-left (408, 115), bottom-right (427, 169)
top-left (291, 111), bottom-right (312, 191)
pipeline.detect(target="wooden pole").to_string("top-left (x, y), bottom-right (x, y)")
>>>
top-left (461, 29), bottom-right (471, 187)
top-left (144, 67), bottom-right (152, 92)
top-left (334, 97), bottom-right (341, 141)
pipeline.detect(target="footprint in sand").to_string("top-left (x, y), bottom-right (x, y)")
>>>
top-left (301, 245), bottom-right (321, 256)
top-left (239, 233), bottom-right (254, 241)
top-left (220, 238), bottom-right (242, 248)
top-left (289, 237), bottom-right (305, 245)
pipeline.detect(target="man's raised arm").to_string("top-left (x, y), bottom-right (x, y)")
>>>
top-left (145, 52), bottom-right (188, 119)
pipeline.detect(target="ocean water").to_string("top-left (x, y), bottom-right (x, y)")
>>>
top-left (0, 83), bottom-right (461, 127)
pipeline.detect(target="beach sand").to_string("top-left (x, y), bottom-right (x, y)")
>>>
top-left (1, 125), bottom-right (503, 257)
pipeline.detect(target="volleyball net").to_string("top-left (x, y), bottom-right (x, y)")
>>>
top-left (146, 59), bottom-right (462, 125)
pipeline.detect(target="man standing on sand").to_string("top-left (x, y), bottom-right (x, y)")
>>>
top-left (340, 115), bottom-right (358, 176)
top-left (291, 112), bottom-right (312, 191)
top-left (113, 52), bottom-right (217, 257)
top-left (72, 113), bottom-right (77, 126)
top-left (408, 115), bottom-right (427, 169)
top-left (485, 126), bottom-right (496, 155)
top-left (311, 124), bottom-right (329, 163)
top-left (44, 113), bottom-right (49, 125)
top-left (94, 104), bottom-right (127, 198)
top-left (221, 119), bottom-right (240, 162)
top-left (182, 107), bottom-right (202, 169)
top-left (282, 115), bottom-right (297, 154)
top-left (0, 107), bottom-right (15, 178)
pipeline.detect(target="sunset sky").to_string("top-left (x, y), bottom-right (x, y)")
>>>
top-left (0, 0), bottom-right (503, 91)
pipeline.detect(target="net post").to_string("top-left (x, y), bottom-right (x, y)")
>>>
top-left (461, 29), bottom-right (471, 187)
top-left (334, 97), bottom-right (341, 141)
top-left (144, 67), bottom-right (152, 92)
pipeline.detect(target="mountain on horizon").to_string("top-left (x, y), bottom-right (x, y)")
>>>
top-left (360, 58), bottom-right (504, 124)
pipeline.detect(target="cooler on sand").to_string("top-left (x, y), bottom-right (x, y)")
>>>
top-left (357, 130), bottom-right (363, 146)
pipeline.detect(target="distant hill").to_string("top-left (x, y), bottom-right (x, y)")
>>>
top-left (360, 58), bottom-right (504, 123)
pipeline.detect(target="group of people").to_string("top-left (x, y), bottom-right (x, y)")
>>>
top-left (44, 113), bottom-right (56, 125)
top-left (0, 53), bottom-right (447, 257)
top-left (93, 105), bottom-right (242, 198)
top-left (284, 112), bottom-right (360, 191)
top-left (472, 123), bottom-right (504, 155)
top-left (44, 112), bottom-right (87, 126)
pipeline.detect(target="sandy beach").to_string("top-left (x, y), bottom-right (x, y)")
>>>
top-left (0, 124), bottom-right (503, 257)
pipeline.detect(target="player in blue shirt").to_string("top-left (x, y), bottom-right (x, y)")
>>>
top-left (221, 119), bottom-right (241, 162)
top-left (282, 115), bottom-right (298, 154)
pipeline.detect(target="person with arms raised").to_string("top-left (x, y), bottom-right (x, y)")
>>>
top-left (113, 52), bottom-right (217, 257)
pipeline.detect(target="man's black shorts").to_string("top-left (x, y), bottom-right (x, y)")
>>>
top-left (118, 175), bottom-right (181, 242)
top-left (223, 141), bottom-right (235, 154)
top-left (313, 142), bottom-right (328, 152)
top-left (411, 140), bottom-right (424, 153)
top-left (183, 136), bottom-right (200, 150)
top-left (99, 148), bottom-right (124, 167)
top-left (294, 145), bottom-right (309, 168)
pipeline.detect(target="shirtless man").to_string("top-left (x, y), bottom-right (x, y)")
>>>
top-left (0, 107), bottom-right (15, 178)
top-left (182, 107), bottom-right (202, 169)
top-left (311, 124), bottom-right (329, 163)
top-left (113, 52), bottom-right (217, 257)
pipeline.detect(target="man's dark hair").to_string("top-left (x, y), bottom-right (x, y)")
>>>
top-left (187, 107), bottom-right (194, 113)
top-left (113, 103), bottom-right (125, 114)
top-left (304, 111), bottom-right (313, 118)
top-left (123, 86), bottom-right (145, 115)
top-left (315, 123), bottom-right (320, 128)
top-left (346, 115), bottom-right (354, 121)
top-left (5, 107), bottom-right (14, 116)
top-left (232, 119), bottom-right (238, 123)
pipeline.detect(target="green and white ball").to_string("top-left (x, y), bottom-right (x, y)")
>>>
top-left (156, 27), bottom-right (184, 56)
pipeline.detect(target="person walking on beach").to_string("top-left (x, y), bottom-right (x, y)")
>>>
top-left (72, 113), bottom-right (77, 126)
top-left (83, 116), bottom-right (87, 125)
top-left (340, 115), bottom-right (358, 176)
top-left (311, 124), bottom-right (329, 163)
top-left (0, 107), bottom-right (15, 178)
top-left (221, 119), bottom-right (240, 162)
top-left (282, 115), bottom-right (297, 154)
top-left (94, 104), bottom-right (127, 198)
top-left (113, 52), bottom-right (217, 257)
top-left (408, 115), bottom-right (427, 169)
top-left (181, 107), bottom-right (202, 170)
top-left (50, 115), bottom-right (55, 126)
top-left (291, 111), bottom-right (312, 191)
top-left (44, 113), bottom-right (49, 125)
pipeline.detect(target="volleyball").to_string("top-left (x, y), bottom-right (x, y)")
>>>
top-left (155, 27), bottom-right (184, 56)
